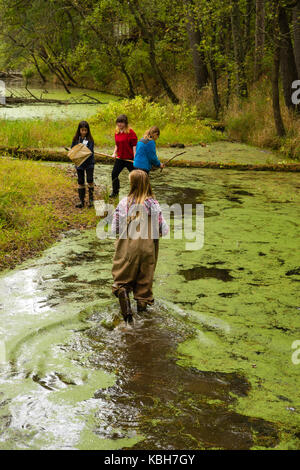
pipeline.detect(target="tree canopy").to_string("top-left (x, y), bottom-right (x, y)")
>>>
top-left (0, 0), bottom-right (299, 129)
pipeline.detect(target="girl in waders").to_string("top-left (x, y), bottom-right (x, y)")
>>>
top-left (133, 126), bottom-right (164, 174)
top-left (110, 114), bottom-right (138, 198)
top-left (71, 121), bottom-right (95, 208)
top-left (112, 170), bottom-right (169, 324)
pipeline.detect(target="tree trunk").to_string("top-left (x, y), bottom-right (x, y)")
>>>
top-left (39, 53), bottom-right (71, 94)
top-left (278, 6), bottom-right (298, 110)
top-left (272, 42), bottom-right (286, 137)
top-left (60, 63), bottom-right (77, 85)
top-left (128, 0), bottom-right (179, 104)
top-left (106, 45), bottom-right (136, 99)
top-left (254, 0), bottom-right (265, 80)
top-left (244, 0), bottom-right (253, 54)
top-left (120, 62), bottom-right (136, 99)
top-left (45, 41), bottom-right (77, 85)
top-left (141, 73), bottom-right (150, 96)
top-left (67, 0), bottom-right (135, 98)
top-left (226, 71), bottom-right (232, 108)
top-left (271, 1), bottom-right (285, 137)
top-left (53, 65), bottom-right (72, 93)
top-left (230, 0), bottom-right (248, 98)
top-left (186, 23), bottom-right (209, 90)
top-left (184, 0), bottom-right (209, 90)
top-left (31, 54), bottom-right (47, 83)
top-left (209, 58), bottom-right (221, 118)
top-left (293, 0), bottom-right (300, 77)
top-left (148, 38), bottom-right (179, 104)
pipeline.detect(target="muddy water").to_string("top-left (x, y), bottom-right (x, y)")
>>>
top-left (0, 165), bottom-right (299, 449)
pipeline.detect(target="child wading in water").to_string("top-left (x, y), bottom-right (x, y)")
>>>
top-left (110, 114), bottom-right (138, 198)
top-left (112, 170), bottom-right (169, 324)
top-left (71, 121), bottom-right (95, 208)
top-left (133, 126), bottom-right (164, 174)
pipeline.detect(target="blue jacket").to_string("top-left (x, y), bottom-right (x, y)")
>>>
top-left (71, 137), bottom-right (94, 169)
top-left (133, 138), bottom-right (161, 172)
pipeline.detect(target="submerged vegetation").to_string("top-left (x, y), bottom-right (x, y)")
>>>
top-left (0, 165), bottom-right (299, 449)
top-left (0, 0), bottom-right (299, 451)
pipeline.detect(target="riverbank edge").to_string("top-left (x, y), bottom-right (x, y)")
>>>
top-left (0, 159), bottom-right (104, 272)
top-left (2, 146), bottom-right (300, 172)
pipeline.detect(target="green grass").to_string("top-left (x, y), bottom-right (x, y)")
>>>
top-left (0, 96), bottom-right (223, 149)
top-left (223, 79), bottom-right (300, 161)
top-left (91, 95), bottom-right (223, 146)
top-left (0, 157), bottom-right (100, 270)
top-left (0, 118), bottom-right (221, 149)
top-left (1, 84), bottom-right (299, 160)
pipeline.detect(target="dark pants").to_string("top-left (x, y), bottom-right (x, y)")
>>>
top-left (77, 167), bottom-right (94, 188)
top-left (112, 159), bottom-right (134, 194)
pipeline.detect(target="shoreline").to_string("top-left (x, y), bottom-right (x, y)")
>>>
top-left (2, 146), bottom-right (300, 172)
top-left (0, 158), bottom-right (104, 272)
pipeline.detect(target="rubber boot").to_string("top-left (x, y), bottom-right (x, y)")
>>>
top-left (118, 288), bottom-right (133, 324)
top-left (137, 301), bottom-right (147, 313)
top-left (88, 186), bottom-right (94, 208)
top-left (76, 187), bottom-right (85, 208)
top-left (110, 176), bottom-right (119, 198)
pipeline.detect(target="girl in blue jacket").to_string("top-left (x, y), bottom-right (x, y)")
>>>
top-left (133, 126), bottom-right (165, 174)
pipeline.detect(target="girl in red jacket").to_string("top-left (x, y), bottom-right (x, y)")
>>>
top-left (110, 114), bottom-right (138, 198)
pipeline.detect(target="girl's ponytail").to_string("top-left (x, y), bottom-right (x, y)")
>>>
top-left (143, 126), bottom-right (160, 140)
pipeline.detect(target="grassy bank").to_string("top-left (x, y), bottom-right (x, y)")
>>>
top-left (0, 96), bottom-right (224, 149)
top-left (1, 90), bottom-right (299, 160)
top-left (224, 80), bottom-right (300, 161)
top-left (172, 75), bottom-right (300, 161)
top-left (0, 157), bottom-right (102, 271)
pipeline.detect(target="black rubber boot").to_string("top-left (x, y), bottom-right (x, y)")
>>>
top-left (76, 187), bottom-right (85, 208)
top-left (88, 186), bottom-right (94, 207)
top-left (137, 301), bottom-right (147, 313)
top-left (110, 175), bottom-right (120, 198)
top-left (118, 288), bottom-right (133, 324)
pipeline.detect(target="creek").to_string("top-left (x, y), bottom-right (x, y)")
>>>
top-left (0, 164), bottom-right (299, 449)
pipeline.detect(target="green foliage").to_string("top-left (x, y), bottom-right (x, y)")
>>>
top-left (225, 112), bottom-right (257, 142)
top-left (0, 91), bottom-right (222, 148)
top-left (0, 157), bottom-right (102, 270)
top-left (22, 67), bottom-right (35, 81)
top-left (223, 77), bottom-right (300, 160)
top-left (0, 159), bottom-right (64, 261)
top-left (91, 95), bottom-right (199, 127)
top-left (0, 0), bottom-right (299, 157)
top-left (89, 96), bottom-right (223, 144)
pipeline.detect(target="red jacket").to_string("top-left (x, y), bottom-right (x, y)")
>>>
top-left (115, 128), bottom-right (138, 160)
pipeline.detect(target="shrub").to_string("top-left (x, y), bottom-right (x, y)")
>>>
top-left (91, 95), bottom-right (199, 128)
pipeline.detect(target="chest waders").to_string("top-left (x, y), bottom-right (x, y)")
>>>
top-left (112, 213), bottom-right (159, 323)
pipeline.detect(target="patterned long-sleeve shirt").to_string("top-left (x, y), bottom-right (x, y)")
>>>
top-left (112, 197), bottom-right (169, 239)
